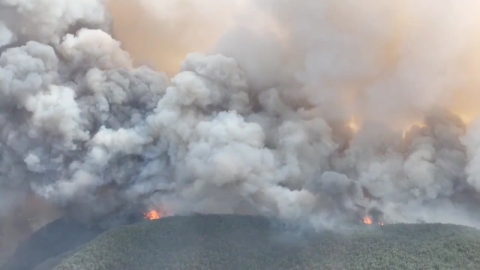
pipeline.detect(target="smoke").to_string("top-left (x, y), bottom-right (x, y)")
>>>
top-left (108, 0), bottom-right (247, 75)
top-left (2, 0), bottom-right (480, 245)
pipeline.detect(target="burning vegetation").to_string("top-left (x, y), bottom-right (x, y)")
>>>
top-left (363, 216), bottom-right (384, 226)
top-left (361, 207), bottom-right (385, 226)
top-left (142, 209), bottom-right (169, 221)
top-left (142, 210), bottom-right (161, 220)
top-left (3, 0), bottom-right (480, 251)
top-left (363, 216), bottom-right (372, 225)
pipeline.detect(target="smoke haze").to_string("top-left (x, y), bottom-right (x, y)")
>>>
top-left (2, 0), bottom-right (480, 253)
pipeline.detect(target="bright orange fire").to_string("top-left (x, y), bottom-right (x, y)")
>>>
top-left (142, 210), bottom-right (162, 220)
top-left (363, 216), bottom-right (385, 226)
top-left (363, 216), bottom-right (373, 225)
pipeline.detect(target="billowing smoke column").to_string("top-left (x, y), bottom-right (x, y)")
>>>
top-left (2, 0), bottom-right (480, 233)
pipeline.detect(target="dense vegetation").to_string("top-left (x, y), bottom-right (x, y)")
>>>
top-left (53, 214), bottom-right (480, 270)
top-left (1, 217), bottom-right (103, 270)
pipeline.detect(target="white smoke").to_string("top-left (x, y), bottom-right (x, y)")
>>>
top-left (1, 0), bottom-right (480, 231)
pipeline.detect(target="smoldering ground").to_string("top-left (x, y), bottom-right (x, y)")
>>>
top-left (3, 0), bottom-right (480, 259)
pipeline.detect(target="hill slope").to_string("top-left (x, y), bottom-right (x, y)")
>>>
top-left (54, 215), bottom-right (480, 270)
top-left (2, 217), bottom-right (104, 270)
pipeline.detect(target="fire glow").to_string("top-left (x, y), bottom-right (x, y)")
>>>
top-left (363, 216), bottom-right (384, 226)
top-left (142, 210), bottom-right (162, 220)
top-left (363, 216), bottom-right (372, 225)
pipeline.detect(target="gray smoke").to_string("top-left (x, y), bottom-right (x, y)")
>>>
top-left (2, 0), bottom-right (480, 233)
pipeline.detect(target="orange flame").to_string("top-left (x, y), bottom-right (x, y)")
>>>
top-left (363, 216), bottom-right (372, 225)
top-left (142, 210), bottom-right (162, 220)
top-left (363, 216), bottom-right (385, 226)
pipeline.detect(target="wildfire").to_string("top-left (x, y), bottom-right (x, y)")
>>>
top-left (142, 210), bottom-right (162, 220)
top-left (363, 216), bottom-right (372, 225)
top-left (363, 216), bottom-right (384, 226)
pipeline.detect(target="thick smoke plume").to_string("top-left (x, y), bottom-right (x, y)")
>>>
top-left (2, 0), bottom-right (480, 240)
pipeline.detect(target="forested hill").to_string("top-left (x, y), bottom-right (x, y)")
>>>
top-left (52, 214), bottom-right (480, 270)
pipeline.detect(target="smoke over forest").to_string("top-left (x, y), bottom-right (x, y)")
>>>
top-left (2, 0), bottom-right (480, 255)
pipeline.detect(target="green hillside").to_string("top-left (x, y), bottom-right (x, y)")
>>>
top-left (54, 215), bottom-right (480, 270)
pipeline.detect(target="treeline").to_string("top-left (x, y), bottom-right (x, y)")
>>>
top-left (55, 215), bottom-right (480, 270)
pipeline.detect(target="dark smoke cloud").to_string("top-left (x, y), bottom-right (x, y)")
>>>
top-left (1, 0), bottom-right (480, 249)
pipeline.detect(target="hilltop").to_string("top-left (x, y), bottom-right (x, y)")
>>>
top-left (51, 214), bottom-right (480, 270)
